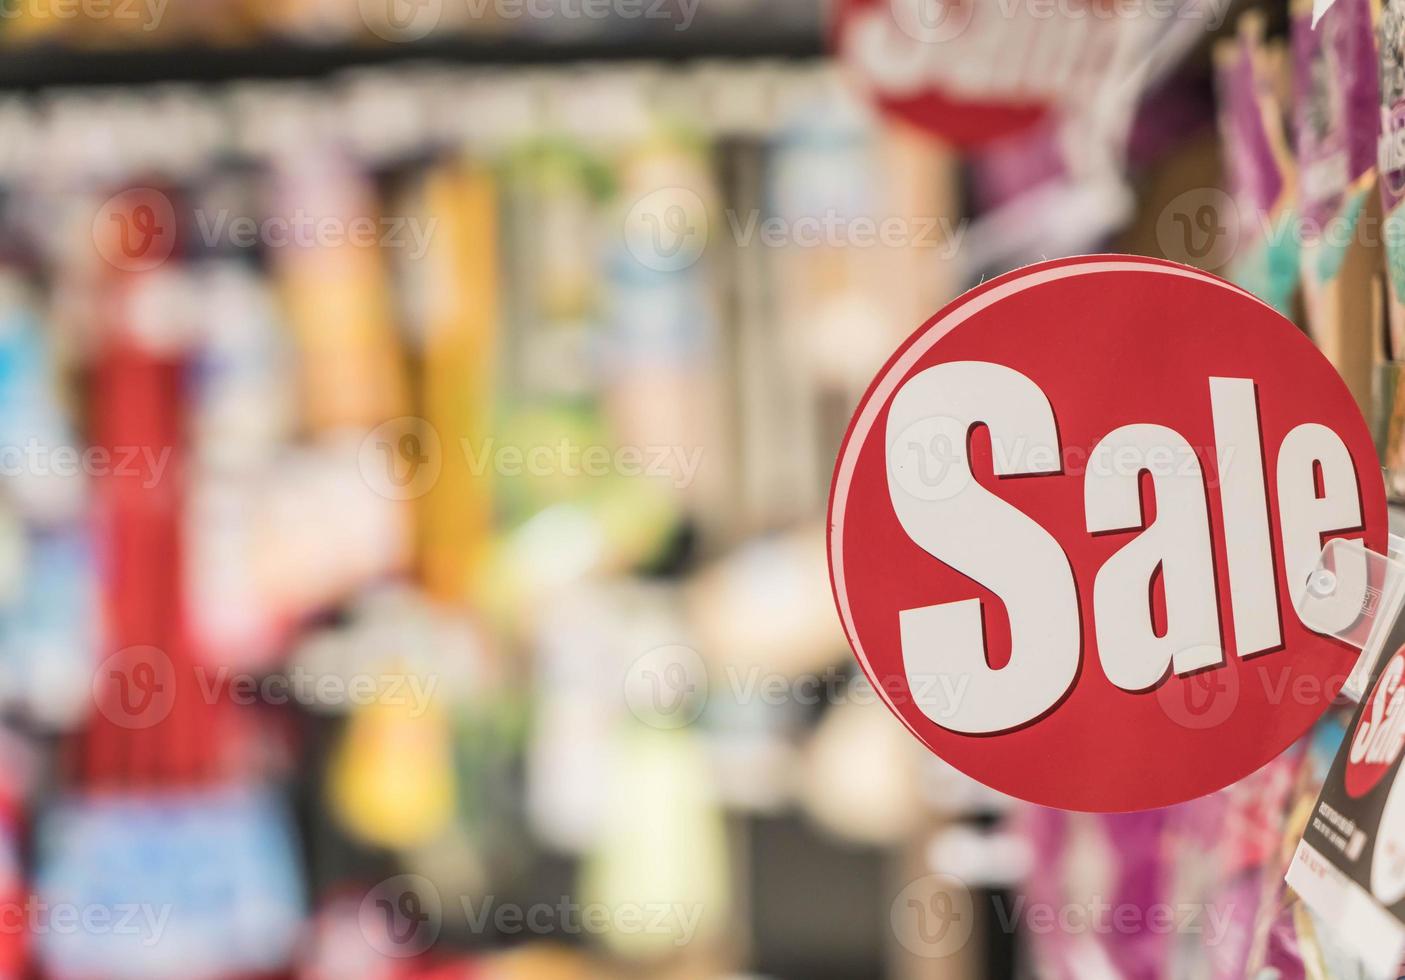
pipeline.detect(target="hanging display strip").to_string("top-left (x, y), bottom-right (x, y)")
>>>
top-left (1286, 568), bottom-right (1405, 978)
top-left (828, 255), bottom-right (1388, 812)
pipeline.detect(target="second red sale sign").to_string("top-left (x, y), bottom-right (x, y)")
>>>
top-left (828, 256), bottom-right (1388, 811)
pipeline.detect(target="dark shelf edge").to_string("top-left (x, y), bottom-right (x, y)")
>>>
top-left (0, 32), bottom-right (828, 90)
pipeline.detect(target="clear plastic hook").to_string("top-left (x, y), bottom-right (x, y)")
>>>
top-left (1293, 534), bottom-right (1405, 702)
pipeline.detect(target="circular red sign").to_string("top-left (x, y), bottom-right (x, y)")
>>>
top-left (828, 256), bottom-right (1387, 812)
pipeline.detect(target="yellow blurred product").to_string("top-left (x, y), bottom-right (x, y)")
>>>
top-left (0, 0), bottom-right (66, 44)
top-left (270, 153), bottom-right (409, 436)
top-left (327, 676), bottom-right (456, 850)
top-left (419, 164), bottom-right (500, 604)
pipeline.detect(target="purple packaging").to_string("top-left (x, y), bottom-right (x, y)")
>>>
top-left (1019, 808), bottom-right (1175, 980)
top-left (1294, 0), bottom-right (1380, 239)
top-left (1216, 14), bottom-right (1301, 316)
top-left (1292, 0), bottom-right (1382, 413)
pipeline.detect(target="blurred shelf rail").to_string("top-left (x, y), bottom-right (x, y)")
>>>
top-left (0, 31), bottom-right (828, 90)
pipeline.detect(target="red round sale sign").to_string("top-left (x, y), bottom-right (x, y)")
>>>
top-left (828, 256), bottom-right (1388, 811)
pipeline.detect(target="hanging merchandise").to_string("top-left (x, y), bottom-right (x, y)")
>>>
top-left (606, 127), bottom-right (725, 531)
top-left (766, 83), bottom-right (959, 409)
top-left (579, 720), bottom-right (731, 963)
top-left (268, 149), bottom-right (409, 437)
top-left (1292, 0), bottom-right (1381, 410)
top-left (485, 132), bottom-right (682, 617)
top-left (743, 94), bottom-right (874, 529)
top-left (81, 251), bottom-right (216, 790)
top-left (398, 159), bottom-right (520, 884)
top-left (185, 258), bottom-right (297, 671)
top-left (829, 255), bottom-right (1387, 811)
top-left (1021, 808), bottom-right (1176, 978)
top-left (1217, 12), bottom-right (1303, 317)
top-left (1373, 0), bottom-right (1405, 501)
top-left (1189, 748), bottom-right (1306, 979)
top-left (260, 150), bottom-right (413, 612)
top-left (722, 127), bottom-right (808, 536)
top-left (322, 589), bottom-right (460, 852)
top-left (524, 582), bottom-right (617, 854)
top-left (0, 736), bottom-right (27, 980)
top-left (0, 271), bottom-right (86, 525)
top-left (0, 271), bottom-right (96, 729)
top-left (0, 527), bottom-right (96, 730)
top-left (37, 191), bottom-right (306, 980)
top-left (796, 691), bottom-right (925, 847)
top-left (688, 526), bottom-right (845, 681)
top-left (960, 118), bottom-right (1133, 277)
top-left (416, 162), bottom-right (500, 605)
top-left (186, 258), bottom-right (294, 474)
top-left (34, 788), bottom-right (305, 980)
top-left (1244, 717), bottom-right (1355, 978)
top-left (1378, 0), bottom-right (1405, 350)
top-left (530, 580), bottom-right (708, 856)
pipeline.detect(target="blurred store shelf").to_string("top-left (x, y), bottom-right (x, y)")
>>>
top-left (0, 33), bottom-right (825, 89)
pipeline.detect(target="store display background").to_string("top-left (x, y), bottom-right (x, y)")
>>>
top-left (0, 0), bottom-right (1397, 979)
